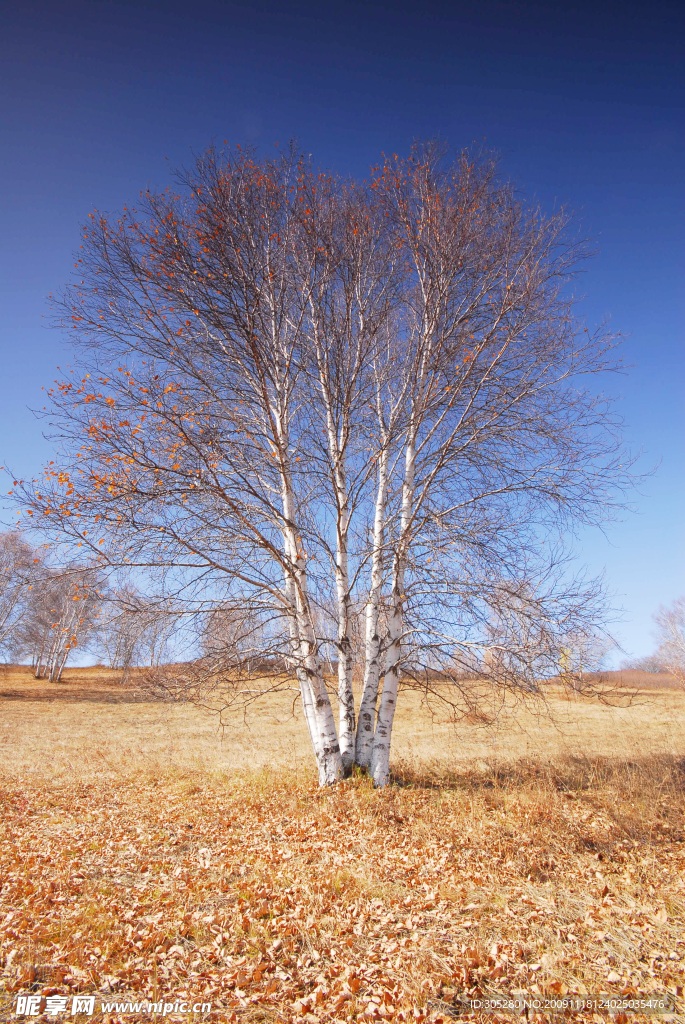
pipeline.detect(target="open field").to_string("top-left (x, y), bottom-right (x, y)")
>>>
top-left (569, 671), bottom-right (683, 692)
top-left (2, 666), bottom-right (684, 777)
top-left (1, 666), bottom-right (684, 1023)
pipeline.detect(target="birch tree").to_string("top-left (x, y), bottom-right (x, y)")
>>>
top-left (654, 597), bottom-right (685, 685)
top-left (20, 142), bottom-right (631, 783)
top-left (17, 564), bottom-right (102, 681)
top-left (94, 586), bottom-right (182, 680)
top-left (95, 587), bottom-right (145, 677)
top-left (0, 532), bottom-right (38, 662)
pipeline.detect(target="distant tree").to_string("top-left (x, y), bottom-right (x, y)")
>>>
top-left (94, 587), bottom-right (182, 680)
top-left (0, 531), bottom-right (38, 663)
top-left (619, 654), bottom-right (670, 674)
top-left (95, 587), bottom-right (143, 679)
top-left (134, 597), bottom-right (182, 668)
top-left (20, 142), bottom-right (631, 783)
top-left (201, 603), bottom-right (266, 673)
top-left (17, 564), bottom-right (103, 682)
top-left (653, 597), bottom-right (685, 685)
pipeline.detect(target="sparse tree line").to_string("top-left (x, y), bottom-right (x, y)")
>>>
top-left (0, 531), bottom-right (94, 681)
top-left (0, 531), bottom-right (178, 680)
top-left (621, 598), bottom-right (685, 683)
top-left (8, 140), bottom-right (647, 785)
top-left (5, 523), bottom-right (681, 695)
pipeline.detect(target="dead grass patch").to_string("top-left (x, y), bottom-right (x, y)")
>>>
top-left (0, 668), bottom-right (684, 1022)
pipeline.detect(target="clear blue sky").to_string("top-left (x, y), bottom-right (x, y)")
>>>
top-left (1, 0), bottom-right (682, 663)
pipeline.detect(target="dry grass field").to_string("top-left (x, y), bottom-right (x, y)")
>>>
top-left (1, 666), bottom-right (684, 1023)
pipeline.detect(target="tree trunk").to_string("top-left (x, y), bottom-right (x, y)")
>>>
top-left (370, 564), bottom-right (403, 787)
top-left (313, 323), bottom-right (357, 771)
top-left (371, 435), bottom-right (415, 786)
top-left (294, 570), bottom-right (343, 785)
top-left (280, 464), bottom-right (343, 785)
top-left (332, 462), bottom-right (355, 770)
top-left (356, 446), bottom-right (389, 768)
top-left (34, 629), bottom-right (49, 679)
top-left (56, 649), bottom-right (69, 682)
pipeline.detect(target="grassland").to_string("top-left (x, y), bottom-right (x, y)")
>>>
top-left (1, 666), bottom-right (684, 1023)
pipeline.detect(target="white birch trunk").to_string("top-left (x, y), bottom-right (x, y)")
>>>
top-left (355, 446), bottom-right (389, 768)
top-left (295, 583), bottom-right (343, 785)
top-left (56, 648), bottom-right (69, 682)
top-left (283, 571), bottom-right (318, 746)
top-left (326, 416), bottom-right (355, 771)
top-left (283, 540), bottom-right (343, 784)
top-left (370, 436), bottom-right (415, 787)
top-left (34, 631), bottom-right (47, 679)
top-left (335, 516), bottom-right (355, 770)
top-left (46, 627), bottom-right (62, 682)
top-left (279, 448), bottom-right (343, 785)
top-left (312, 321), bottom-right (356, 771)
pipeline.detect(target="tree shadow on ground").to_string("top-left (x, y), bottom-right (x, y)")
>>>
top-left (389, 752), bottom-right (685, 796)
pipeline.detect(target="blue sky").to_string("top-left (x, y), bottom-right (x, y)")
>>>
top-left (1, 0), bottom-right (682, 662)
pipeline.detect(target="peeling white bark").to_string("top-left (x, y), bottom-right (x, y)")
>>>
top-left (371, 433), bottom-right (415, 787)
top-left (356, 445), bottom-right (389, 769)
top-left (279, 428), bottom-right (343, 785)
top-left (335, 523), bottom-right (356, 771)
top-left (309, 311), bottom-right (359, 771)
top-left (325, 402), bottom-right (356, 771)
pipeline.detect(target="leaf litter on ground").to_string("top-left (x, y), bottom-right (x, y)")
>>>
top-left (1, 756), bottom-right (684, 1023)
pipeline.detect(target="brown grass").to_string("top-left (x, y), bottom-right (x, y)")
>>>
top-left (1, 666), bottom-right (684, 1023)
top-left (2, 665), bottom-right (684, 779)
top-left (570, 669), bottom-right (683, 692)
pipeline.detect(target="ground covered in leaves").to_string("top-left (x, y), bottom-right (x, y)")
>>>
top-left (1, 757), bottom-right (684, 1023)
